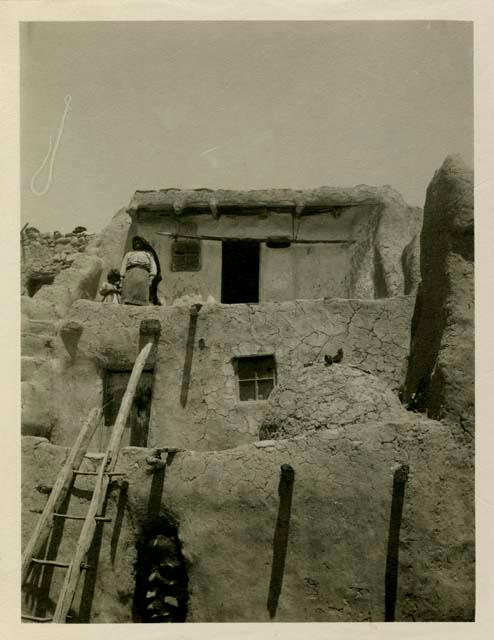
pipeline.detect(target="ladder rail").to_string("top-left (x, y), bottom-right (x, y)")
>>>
top-left (21, 408), bottom-right (102, 584)
top-left (52, 341), bottom-right (153, 623)
top-left (52, 447), bottom-right (111, 622)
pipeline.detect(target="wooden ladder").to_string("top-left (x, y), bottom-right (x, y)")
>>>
top-left (22, 341), bottom-right (153, 623)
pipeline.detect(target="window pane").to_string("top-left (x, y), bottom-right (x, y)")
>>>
top-left (171, 240), bottom-right (201, 271)
top-left (257, 379), bottom-right (274, 400)
top-left (237, 359), bottom-right (257, 380)
top-left (256, 360), bottom-right (274, 378)
top-left (239, 380), bottom-right (256, 401)
top-left (235, 355), bottom-right (276, 401)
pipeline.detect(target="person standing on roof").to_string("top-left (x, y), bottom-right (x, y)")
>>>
top-left (137, 236), bottom-right (163, 305)
top-left (120, 236), bottom-right (159, 306)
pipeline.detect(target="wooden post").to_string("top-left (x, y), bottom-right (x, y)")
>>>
top-left (53, 341), bottom-right (153, 622)
top-left (21, 408), bottom-right (101, 584)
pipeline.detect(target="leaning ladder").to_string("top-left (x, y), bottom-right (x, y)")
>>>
top-left (21, 341), bottom-right (153, 623)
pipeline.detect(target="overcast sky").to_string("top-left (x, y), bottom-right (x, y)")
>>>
top-left (20, 21), bottom-right (473, 233)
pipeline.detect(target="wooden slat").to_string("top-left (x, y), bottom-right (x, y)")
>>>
top-left (157, 230), bottom-right (353, 244)
top-left (53, 342), bottom-right (153, 623)
top-left (22, 615), bottom-right (53, 622)
top-left (72, 470), bottom-right (125, 476)
top-left (53, 513), bottom-right (112, 522)
top-left (21, 408), bottom-right (102, 584)
top-left (31, 559), bottom-right (69, 568)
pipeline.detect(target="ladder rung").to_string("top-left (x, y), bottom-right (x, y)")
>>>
top-left (22, 614), bottom-right (53, 622)
top-left (73, 470), bottom-right (125, 476)
top-left (31, 558), bottom-right (93, 570)
top-left (31, 558), bottom-right (69, 568)
top-left (53, 513), bottom-right (112, 522)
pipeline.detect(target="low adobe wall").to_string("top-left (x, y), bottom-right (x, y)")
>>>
top-left (22, 415), bottom-right (474, 622)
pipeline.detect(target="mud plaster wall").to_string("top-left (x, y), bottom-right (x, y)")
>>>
top-left (22, 416), bottom-right (474, 622)
top-left (129, 186), bottom-right (422, 303)
top-left (41, 295), bottom-right (415, 451)
top-left (86, 208), bottom-right (134, 293)
top-left (404, 155), bottom-right (474, 434)
top-left (131, 196), bottom-right (420, 304)
top-left (133, 210), bottom-right (363, 303)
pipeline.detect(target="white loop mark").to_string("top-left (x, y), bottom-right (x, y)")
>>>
top-left (30, 95), bottom-right (72, 196)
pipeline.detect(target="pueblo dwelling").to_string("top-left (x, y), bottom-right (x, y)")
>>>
top-left (21, 158), bottom-right (474, 623)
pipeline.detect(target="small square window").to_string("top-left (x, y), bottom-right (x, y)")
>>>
top-left (171, 239), bottom-right (201, 272)
top-left (234, 355), bottom-right (276, 401)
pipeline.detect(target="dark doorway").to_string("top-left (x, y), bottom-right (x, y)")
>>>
top-left (101, 370), bottom-right (154, 450)
top-left (221, 240), bottom-right (260, 304)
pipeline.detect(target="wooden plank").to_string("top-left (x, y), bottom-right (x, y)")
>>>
top-left (157, 230), bottom-right (353, 244)
top-left (31, 559), bottom-right (70, 568)
top-left (22, 615), bottom-right (53, 622)
top-left (21, 407), bottom-right (102, 584)
top-left (53, 513), bottom-right (112, 522)
top-left (72, 470), bottom-right (125, 476)
top-left (53, 341), bottom-right (153, 623)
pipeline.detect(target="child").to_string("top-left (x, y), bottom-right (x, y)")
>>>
top-left (100, 269), bottom-right (122, 304)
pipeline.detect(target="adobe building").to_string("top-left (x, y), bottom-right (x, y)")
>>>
top-left (21, 157), bottom-right (474, 623)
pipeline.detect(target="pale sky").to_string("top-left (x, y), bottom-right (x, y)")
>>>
top-left (20, 21), bottom-right (473, 233)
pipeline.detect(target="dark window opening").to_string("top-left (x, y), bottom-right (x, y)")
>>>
top-left (27, 273), bottom-right (55, 297)
top-left (171, 239), bottom-right (201, 272)
top-left (101, 370), bottom-right (154, 450)
top-left (234, 355), bottom-right (276, 401)
top-left (221, 240), bottom-right (260, 304)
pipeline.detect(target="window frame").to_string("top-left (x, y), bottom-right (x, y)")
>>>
top-left (233, 355), bottom-right (277, 402)
top-left (170, 238), bottom-right (202, 272)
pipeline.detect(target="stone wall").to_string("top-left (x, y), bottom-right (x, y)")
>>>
top-left (21, 226), bottom-right (95, 296)
top-left (28, 295), bottom-right (415, 451)
top-left (21, 415), bottom-right (474, 622)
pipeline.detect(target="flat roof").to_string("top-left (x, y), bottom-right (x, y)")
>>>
top-left (128, 185), bottom-right (407, 216)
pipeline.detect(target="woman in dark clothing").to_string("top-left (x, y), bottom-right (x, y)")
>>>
top-left (137, 236), bottom-right (162, 305)
top-left (120, 236), bottom-right (162, 306)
